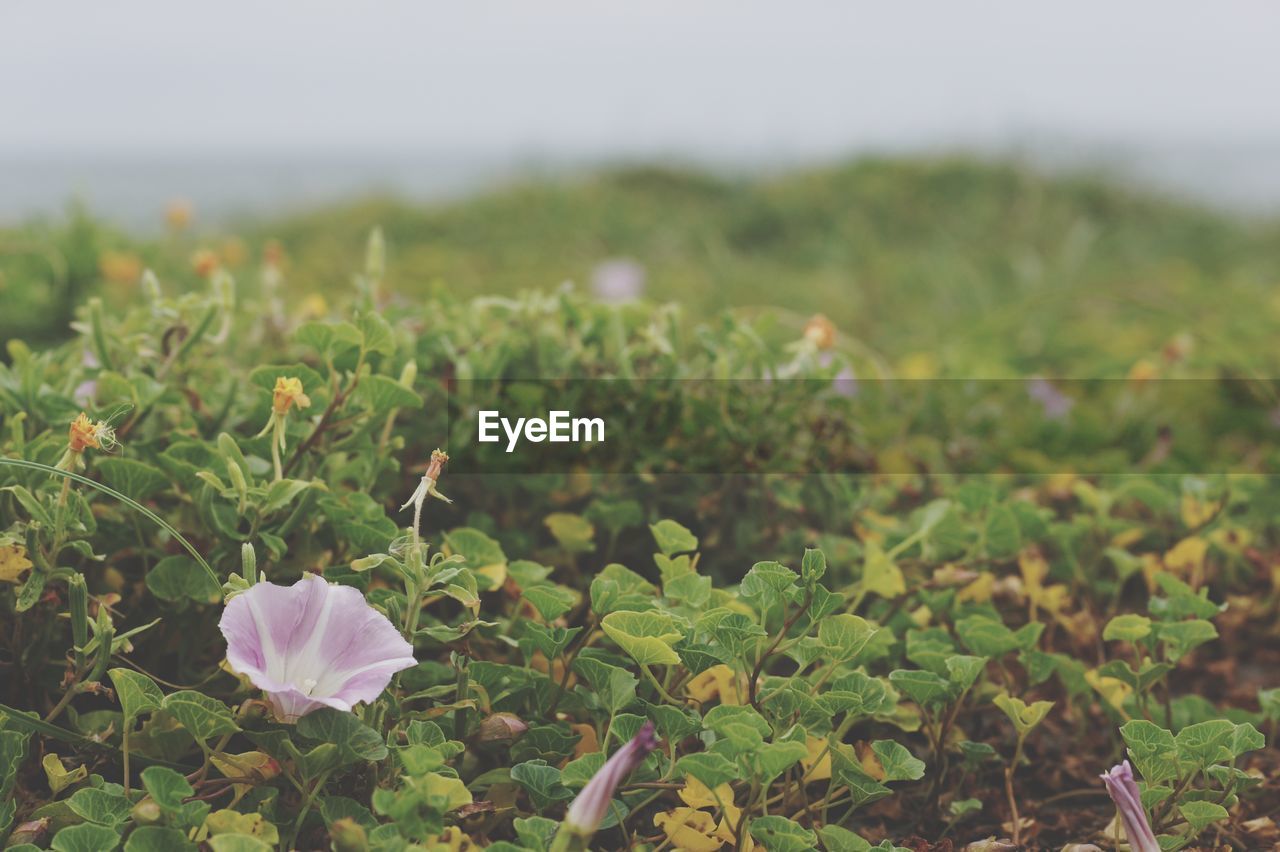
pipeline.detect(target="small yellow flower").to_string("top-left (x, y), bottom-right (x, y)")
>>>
top-left (165, 199), bottom-right (193, 231)
top-left (271, 377), bottom-right (311, 417)
top-left (191, 248), bottom-right (220, 278)
top-left (67, 412), bottom-right (115, 454)
top-left (803, 313), bottom-right (837, 350)
top-left (0, 545), bottom-right (34, 584)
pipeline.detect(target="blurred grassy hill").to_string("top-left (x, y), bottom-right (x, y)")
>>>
top-left (5, 157), bottom-right (1280, 375)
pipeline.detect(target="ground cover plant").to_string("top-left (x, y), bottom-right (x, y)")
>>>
top-left (2, 163), bottom-right (1279, 850)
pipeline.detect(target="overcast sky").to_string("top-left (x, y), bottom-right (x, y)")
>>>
top-left (4, 1), bottom-right (1279, 158)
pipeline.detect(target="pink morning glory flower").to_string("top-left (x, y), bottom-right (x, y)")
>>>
top-left (1100, 760), bottom-right (1159, 852)
top-left (557, 721), bottom-right (659, 844)
top-left (218, 574), bottom-right (416, 722)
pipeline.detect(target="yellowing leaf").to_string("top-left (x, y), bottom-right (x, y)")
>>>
top-left (1208, 526), bottom-right (1251, 552)
top-left (43, 753), bottom-right (88, 794)
top-left (678, 776), bottom-right (733, 810)
top-left (570, 723), bottom-right (598, 759)
top-left (1110, 527), bottom-right (1146, 549)
top-left (861, 541), bottom-right (906, 598)
top-left (898, 352), bottom-right (938, 380)
top-left (0, 544), bottom-right (33, 583)
top-left (854, 510), bottom-right (896, 545)
top-left (654, 807), bottom-right (723, 852)
top-left (800, 736), bottom-right (832, 781)
top-left (426, 826), bottom-right (478, 851)
top-left (1165, 537), bottom-right (1208, 585)
top-left (1181, 494), bottom-right (1219, 528)
top-left (956, 572), bottom-right (995, 603)
top-left (685, 664), bottom-right (745, 706)
top-left (424, 772), bottom-right (473, 812)
top-left (1086, 668), bottom-right (1132, 713)
top-left (209, 751), bottom-right (279, 806)
top-left (993, 692), bottom-right (1053, 735)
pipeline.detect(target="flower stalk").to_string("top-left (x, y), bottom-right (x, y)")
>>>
top-left (256, 376), bottom-right (311, 480)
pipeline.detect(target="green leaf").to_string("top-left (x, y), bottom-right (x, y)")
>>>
top-left (443, 528), bottom-right (508, 574)
top-left (944, 655), bottom-right (987, 692)
top-left (51, 823), bottom-right (121, 852)
top-left (294, 321), bottom-right (362, 358)
top-left (600, 610), bottom-right (685, 666)
top-left (67, 787), bottom-right (131, 825)
top-left (161, 691), bottom-right (239, 742)
top-left (572, 658), bottom-right (638, 715)
top-left (206, 836), bottom-right (272, 852)
top-left (95, 458), bottom-right (168, 502)
top-left (817, 614), bottom-right (878, 663)
top-left (983, 505), bottom-right (1021, 558)
top-left (955, 615), bottom-right (1020, 657)
top-left (560, 752), bottom-right (604, 789)
top-left (887, 669), bottom-right (953, 708)
top-left (700, 609), bottom-right (766, 659)
top-left (1103, 614), bottom-right (1153, 643)
top-left (521, 585), bottom-right (577, 621)
top-left (871, 740), bottom-right (926, 781)
top-left (141, 766), bottom-right (194, 812)
top-left (1174, 720), bottom-right (1234, 769)
top-left (1178, 800), bottom-right (1229, 832)
top-left (677, 752), bottom-right (738, 788)
top-left (296, 709), bottom-right (389, 764)
top-left (1228, 722), bottom-right (1265, 759)
top-left (818, 824), bottom-right (874, 852)
top-left (356, 311), bottom-right (395, 356)
top-left (739, 561), bottom-right (800, 614)
top-left (513, 816), bottom-right (560, 852)
top-left (544, 513), bottom-right (595, 554)
top-left (663, 571), bottom-right (712, 607)
top-left (356, 374), bottom-right (422, 413)
top-left (589, 563), bottom-right (656, 615)
top-left (649, 519), bottom-right (698, 556)
top-left (1120, 720), bottom-right (1180, 784)
top-left (509, 760), bottom-right (572, 810)
top-left (124, 827), bottom-right (195, 852)
top-left (1156, 619), bottom-right (1218, 661)
top-left (993, 693), bottom-right (1053, 736)
top-left (108, 669), bottom-right (164, 723)
top-left (750, 816), bottom-right (817, 852)
top-left (801, 548), bottom-right (827, 584)
top-left (860, 541), bottom-right (905, 598)
top-left (146, 556), bottom-right (222, 605)
top-left (839, 764), bottom-right (893, 807)
top-left (753, 738), bottom-right (809, 783)
top-left (519, 623), bottom-right (581, 661)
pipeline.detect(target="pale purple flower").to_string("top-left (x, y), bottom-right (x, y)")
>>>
top-left (590, 258), bottom-right (646, 304)
top-left (1100, 760), bottom-right (1159, 852)
top-left (819, 351), bottom-right (859, 398)
top-left (561, 721), bottom-right (658, 837)
top-left (1028, 376), bottom-right (1074, 420)
top-left (219, 574), bottom-right (416, 723)
top-left (73, 380), bottom-right (97, 407)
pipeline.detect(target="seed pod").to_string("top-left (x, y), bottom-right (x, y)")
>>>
top-left (241, 543), bottom-right (258, 585)
top-left (89, 607), bottom-right (114, 684)
top-left (475, 712), bottom-right (529, 745)
top-left (68, 575), bottom-right (89, 669)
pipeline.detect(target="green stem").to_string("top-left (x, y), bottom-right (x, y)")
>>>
top-left (0, 458), bottom-right (218, 589)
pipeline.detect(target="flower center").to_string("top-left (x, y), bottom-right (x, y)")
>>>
top-left (301, 677), bottom-right (318, 695)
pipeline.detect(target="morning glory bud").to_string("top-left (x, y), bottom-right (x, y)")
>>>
top-left (1100, 760), bottom-right (1159, 852)
top-left (553, 721), bottom-right (659, 849)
